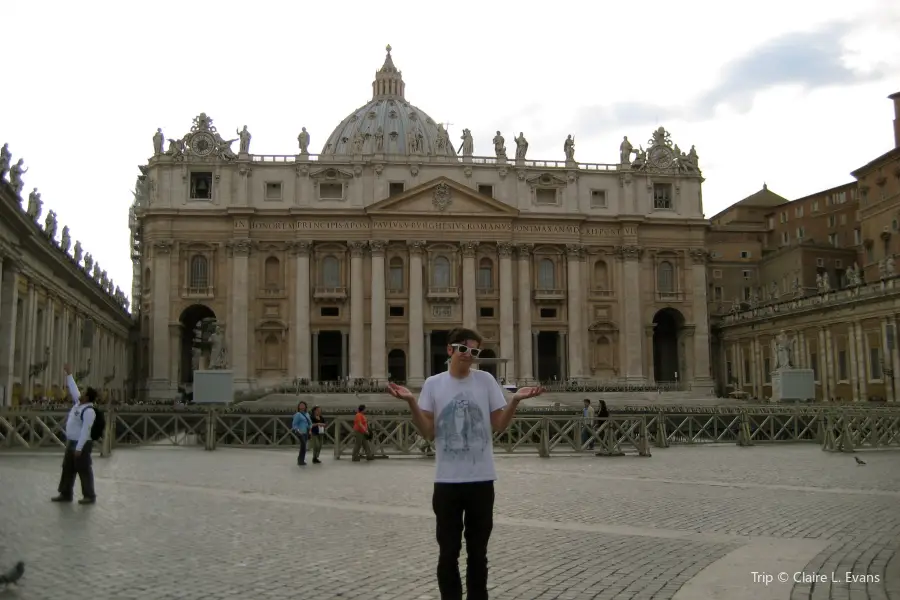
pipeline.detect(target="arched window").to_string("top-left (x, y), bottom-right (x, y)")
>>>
top-left (264, 334), bottom-right (280, 368)
top-left (433, 256), bottom-right (451, 287)
top-left (593, 260), bottom-right (609, 290)
top-left (537, 258), bottom-right (555, 290)
top-left (321, 256), bottom-right (340, 287)
top-left (264, 256), bottom-right (281, 288)
top-left (657, 261), bottom-right (675, 293)
top-left (189, 255), bottom-right (208, 289)
top-left (388, 257), bottom-right (404, 291)
top-left (143, 267), bottom-right (151, 292)
top-left (477, 258), bottom-right (493, 290)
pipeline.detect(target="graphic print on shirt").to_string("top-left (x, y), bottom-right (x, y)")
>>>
top-left (435, 391), bottom-right (490, 462)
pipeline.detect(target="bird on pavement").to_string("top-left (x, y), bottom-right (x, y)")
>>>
top-left (0, 561), bottom-right (24, 587)
top-left (854, 456), bottom-right (866, 465)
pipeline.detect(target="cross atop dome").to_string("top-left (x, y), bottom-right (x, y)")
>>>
top-left (372, 44), bottom-right (405, 100)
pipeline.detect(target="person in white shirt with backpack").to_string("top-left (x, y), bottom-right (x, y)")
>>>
top-left (51, 364), bottom-right (102, 504)
top-left (388, 327), bottom-right (544, 600)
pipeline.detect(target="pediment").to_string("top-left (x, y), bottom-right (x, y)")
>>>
top-left (588, 320), bottom-right (619, 332)
top-left (366, 177), bottom-right (518, 216)
top-left (525, 173), bottom-right (567, 188)
top-left (309, 167), bottom-right (354, 181)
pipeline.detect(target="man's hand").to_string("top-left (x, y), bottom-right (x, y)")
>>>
top-left (512, 386), bottom-right (546, 403)
top-left (387, 382), bottom-right (416, 403)
top-left (63, 364), bottom-right (72, 376)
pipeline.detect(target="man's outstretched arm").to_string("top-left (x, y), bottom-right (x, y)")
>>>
top-left (63, 364), bottom-right (80, 405)
top-left (387, 383), bottom-right (435, 440)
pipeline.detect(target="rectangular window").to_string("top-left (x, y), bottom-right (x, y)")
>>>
top-left (796, 227), bottom-right (805, 240)
top-left (714, 286), bottom-right (723, 300)
top-left (870, 347), bottom-right (881, 380)
top-left (764, 358), bottom-right (771, 383)
top-left (388, 305), bottom-right (404, 317)
top-left (840, 214), bottom-right (847, 225)
top-left (535, 188), bottom-right (557, 205)
top-left (320, 306), bottom-right (339, 317)
top-left (795, 206), bottom-right (804, 217)
top-left (389, 182), bottom-right (405, 197)
top-left (477, 266), bottom-right (492, 290)
top-left (190, 172), bottom-right (213, 200)
top-left (477, 184), bottom-right (494, 197)
top-left (812, 200), bottom-right (819, 212)
top-left (264, 182), bottom-right (282, 201)
top-left (743, 359), bottom-right (751, 383)
top-left (318, 183), bottom-right (344, 200)
top-left (742, 270), bottom-right (751, 279)
top-left (810, 352), bottom-right (818, 380)
top-left (838, 350), bottom-right (848, 380)
top-left (726, 361), bottom-right (733, 383)
top-left (653, 183), bottom-right (673, 209)
top-left (828, 233), bottom-right (839, 247)
top-left (828, 215), bottom-right (836, 227)
top-left (740, 251), bottom-right (751, 258)
top-left (713, 269), bottom-right (722, 279)
top-left (854, 229), bottom-right (861, 245)
top-left (743, 287), bottom-right (751, 300)
top-left (590, 190), bottom-right (607, 208)
top-left (479, 306), bottom-right (494, 318)
top-left (539, 308), bottom-right (557, 318)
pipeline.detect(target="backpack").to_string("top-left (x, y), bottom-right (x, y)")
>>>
top-left (80, 405), bottom-right (105, 442)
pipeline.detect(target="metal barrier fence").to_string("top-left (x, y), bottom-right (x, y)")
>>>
top-left (1, 406), bottom-right (898, 457)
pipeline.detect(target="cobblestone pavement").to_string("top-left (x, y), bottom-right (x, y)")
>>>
top-left (0, 445), bottom-right (898, 600)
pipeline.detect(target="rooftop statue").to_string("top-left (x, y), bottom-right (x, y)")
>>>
top-left (492, 131), bottom-right (506, 159)
top-left (44, 210), bottom-right (58, 240)
top-left (298, 127), bottom-right (310, 154)
top-left (0, 143), bottom-right (10, 180)
top-left (619, 136), bottom-right (633, 164)
top-left (457, 128), bottom-right (474, 157)
top-left (237, 125), bottom-right (251, 154)
top-left (513, 132), bottom-right (528, 160)
top-left (26, 188), bottom-right (42, 221)
top-left (10, 159), bottom-right (28, 196)
top-left (74, 241), bottom-right (83, 265)
top-left (60, 226), bottom-right (71, 253)
top-left (152, 128), bottom-right (165, 155)
top-left (563, 135), bottom-right (575, 161)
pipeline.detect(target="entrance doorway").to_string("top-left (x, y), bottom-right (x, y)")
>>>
top-left (653, 308), bottom-right (685, 382)
top-left (536, 331), bottom-right (561, 382)
top-left (388, 349), bottom-right (407, 383)
top-left (179, 304), bottom-right (216, 384)
top-left (430, 331), bottom-right (449, 375)
top-left (317, 331), bottom-right (343, 381)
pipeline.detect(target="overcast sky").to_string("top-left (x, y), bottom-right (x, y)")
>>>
top-left (4, 0), bottom-right (899, 300)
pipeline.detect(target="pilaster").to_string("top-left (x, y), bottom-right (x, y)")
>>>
top-left (348, 241), bottom-right (367, 379)
top-left (407, 241), bottom-right (426, 386)
top-left (516, 244), bottom-right (534, 383)
top-left (369, 240), bottom-right (387, 381)
top-left (565, 244), bottom-right (584, 379)
top-left (291, 241), bottom-right (312, 381)
top-left (689, 248), bottom-right (713, 391)
top-left (462, 241), bottom-right (478, 329)
top-left (617, 245), bottom-right (644, 382)
top-left (227, 238), bottom-right (252, 389)
top-left (497, 242), bottom-right (515, 382)
top-left (149, 240), bottom-right (174, 398)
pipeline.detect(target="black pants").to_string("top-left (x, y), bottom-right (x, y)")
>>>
top-left (432, 481), bottom-right (495, 600)
top-left (58, 441), bottom-right (95, 500)
top-left (296, 433), bottom-right (308, 464)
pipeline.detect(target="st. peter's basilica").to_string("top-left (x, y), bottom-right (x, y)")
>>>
top-left (130, 46), bottom-right (711, 399)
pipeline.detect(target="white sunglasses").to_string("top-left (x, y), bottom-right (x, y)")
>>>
top-left (450, 343), bottom-right (482, 358)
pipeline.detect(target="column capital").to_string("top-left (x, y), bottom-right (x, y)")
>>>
top-left (497, 242), bottom-right (514, 258)
top-left (461, 241), bottom-right (479, 257)
top-left (368, 240), bottom-right (388, 256)
top-left (515, 243), bottom-right (534, 259)
top-left (348, 241), bottom-right (367, 257)
top-left (689, 248), bottom-right (709, 264)
top-left (288, 240), bottom-right (312, 256)
top-left (565, 243), bottom-right (584, 259)
top-left (615, 245), bottom-right (642, 261)
top-left (407, 240), bottom-right (427, 255)
top-left (152, 239), bottom-right (174, 255)
top-left (226, 238), bottom-right (253, 257)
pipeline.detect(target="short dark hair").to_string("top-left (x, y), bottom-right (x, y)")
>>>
top-left (85, 387), bottom-right (98, 403)
top-left (358, 404), bottom-right (366, 412)
top-left (447, 327), bottom-right (483, 346)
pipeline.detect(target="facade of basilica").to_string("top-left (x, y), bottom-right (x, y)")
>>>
top-left (130, 47), bottom-right (712, 399)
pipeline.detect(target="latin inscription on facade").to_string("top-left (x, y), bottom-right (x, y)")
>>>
top-left (235, 219), bottom-right (636, 237)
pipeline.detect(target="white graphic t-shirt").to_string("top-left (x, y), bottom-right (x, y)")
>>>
top-left (418, 370), bottom-right (507, 483)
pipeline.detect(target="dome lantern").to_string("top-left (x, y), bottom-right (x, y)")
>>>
top-left (372, 44), bottom-right (405, 100)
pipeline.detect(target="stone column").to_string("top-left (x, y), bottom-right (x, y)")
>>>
top-left (228, 239), bottom-right (252, 387)
top-left (531, 330), bottom-right (539, 380)
top-left (407, 241), bottom-right (426, 386)
top-left (21, 283), bottom-right (36, 399)
top-left (311, 331), bottom-right (319, 381)
top-left (369, 241), bottom-right (387, 381)
top-left (817, 328), bottom-right (827, 401)
top-left (881, 318), bottom-right (894, 403)
top-left (559, 331), bottom-right (568, 379)
top-left (516, 244), bottom-right (534, 383)
top-left (341, 332), bottom-right (349, 379)
top-left (462, 242), bottom-right (478, 329)
top-left (644, 326), bottom-right (656, 382)
top-left (855, 322), bottom-right (867, 401)
top-left (689, 249), bottom-right (713, 389)
top-left (498, 243), bottom-right (515, 381)
top-left (565, 244), bottom-right (584, 379)
top-left (0, 258), bottom-right (20, 406)
top-left (892, 318), bottom-right (900, 403)
top-left (847, 323), bottom-right (859, 402)
top-left (59, 307), bottom-right (69, 391)
top-left (44, 297), bottom-right (55, 391)
top-left (292, 241), bottom-right (312, 380)
top-left (424, 331), bottom-right (432, 376)
top-left (348, 241), bottom-right (366, 379)
top-left (150, 240), bottom-right (173, 393)
top-left (619, 245), bottom-right (644, 382)
top-left (825, 328), bottom-right (836, 399)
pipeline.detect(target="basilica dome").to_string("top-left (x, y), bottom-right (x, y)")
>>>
top-left (320, 46), bottom-right (457, 159)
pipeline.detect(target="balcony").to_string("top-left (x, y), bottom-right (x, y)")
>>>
top-left (589, 288), bottom-right (615, 300)
top-left (533, 288), bottom-right (566, 303)
top-left (314, 286), bottom-right (347, 301)
top-left (656, 290), bottom-right (685, 302)
top-left (258, 286), bottom-right (287, 299)
top-left (427, 286), bottom-right (460, 300)
top-left (476, 287), bottom-right (496, 297)
top-left (182, 285), bottom-right (214, 299)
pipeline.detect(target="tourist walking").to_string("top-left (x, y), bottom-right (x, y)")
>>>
top-left (51, 364), bottom-right (99, 504)
top-left (581, 398), bottom-right (596, 450)
top-left (291, 401), bottom-right (312, 466)
top-left (387, 327), bottom-right (544, 600)
top-left (352, 404), bottom-right (374, 462)
top-left (309, 405), bottom-right (326, 464)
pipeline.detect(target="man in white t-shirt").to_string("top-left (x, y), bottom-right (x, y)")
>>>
top-left (388, 327), bottom-right (544, 600)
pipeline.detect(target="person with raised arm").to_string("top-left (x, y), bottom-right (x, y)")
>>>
top-left (387, 327), bottom-right (544, 600)
top-left (51, 364), bottom-right (98, 504)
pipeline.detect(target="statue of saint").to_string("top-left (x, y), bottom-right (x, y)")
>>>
top-left (152, 128), bottom-right (165, 155)
top-left (775, 331), bottom-right (794, 369)
top-left (26, 188), bottom-right (42, 220)
top-left (457, 128), bottom-right (474, 156)
top-left (352, 131), bottom-right (365, 154)
top-left (208, 324), bottom-right (228, 369)
top-left (60, 226), bottom-right (71, 253)
top-left (236, 125), bottom-right (251, 153)
top-left (298, 127), bottom-right (310, 154)
top-left (513, 132), bottom-right (528, 160)
top-left (563, 135), bottom-right (576, 161)
top-left (92, 263), bottom-right (101, 282)
top-left (492, 131), bottom-right (506, 158)
top-left (374, 126), bottom-right (384, 152)
top-left (84, 252), bottom-right (93, 273)
top-left (619, 136), bottom-right (633, 164)
top-left (888, 255), bottom-right (896, 277)
top-left (435, 124), bottom-right (450, 155)
top-left (45, 210), bottom-right (58, 240)
top-left (74, 241), bottom-right (83, 264)
top-left (0, 143), bottom-right (10, 179)
top-left (10, 159), bottom-right (28, 195)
